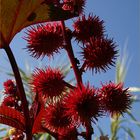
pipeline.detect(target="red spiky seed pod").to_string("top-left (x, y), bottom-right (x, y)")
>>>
top-left (100, 82), bottom-right (131, 116)
top-left (81, 38), bottom-right (118, 73)
top-left (3, 80), bottom-right (16, 95)
top-left (62, 0), bottom-right (86, 15)
top-left (25, 22), bottom-right (63, 58)
top-left (42, 103), bottom-right (73, 132)
top-left (2, 96), bottom-right (16, 107)
top-left (73, 14), bottom-right (104, 43)
top-left (31, 67), bottom-right (66, 98)
top-left (64, 84), bottom-right (102, 126)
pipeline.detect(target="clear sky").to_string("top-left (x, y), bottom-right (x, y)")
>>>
top-left (0, 0), bottom-right (140, 139)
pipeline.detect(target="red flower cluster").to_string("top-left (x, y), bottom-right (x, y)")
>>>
top-left (100, 82), bottom-right (131, 116)
top-left (30, 76), bottom-right (131, 134)
top-left (72, 14), bottom-right (118, 74)
top-left (25, 23), bottom-right (63, 58)
top-left (2, 80), bottom-right (22, 111)
top-left (82, 38), bottom-right (118, 73)
top-left (31, 67), bottom-right (66, 99)
top-left (35, 82), bottom-right (131, 138)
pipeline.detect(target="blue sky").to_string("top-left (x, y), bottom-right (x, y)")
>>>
top-left (0, 0), bottom-right (140, 139)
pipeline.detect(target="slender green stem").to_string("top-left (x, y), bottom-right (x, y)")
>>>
top-left (4, 45), bottom-right (32, 140)
top-left (111, 115), bottom-right (120, 140)
top-left (61, 20), bottom-right (82, 87)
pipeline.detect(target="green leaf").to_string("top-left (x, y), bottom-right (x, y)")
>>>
top-left (127, 111), bottom-right (137, 122)
top-left (121, 127), bottom-right (135, 140)
top-left (127, 111), bottom-right (140, 127)
top-left (129, 120), bottom-right (140, 127)
top-left (46, 134), bottom-right (52, 140)
top-left (111, 116), bottom-right (122, 140)
top-left (0, 0), bottom-right (75, 47)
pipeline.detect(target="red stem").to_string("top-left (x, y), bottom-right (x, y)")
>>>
top-left (61, 21), bottom-right (82, 87)
top-left (4, 45), bottom-right (32, 140)
top-left (80, 61), bottom-right (86, 73)
top-left (85, 122), bottom-right (93, 140)
top-left (63, 81), bottom-right (75, 89)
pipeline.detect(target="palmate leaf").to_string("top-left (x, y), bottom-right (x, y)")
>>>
top-left (0, 106), bottom-right (25, 131)
top-left (0, 0), bottom-right (75, 48)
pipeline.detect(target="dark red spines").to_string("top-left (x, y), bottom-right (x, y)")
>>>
top-left (31, 67), bottom-right (66, 98)
top-left (73, 14), bottom-right (104, 43)
top-left (42, 102), bottom-right (73, 133)
top-left (100, 82), bottom-right (131, 116)
top-left (25, 23), bottom-right (63, 58)
top-left (64, 84), bottom-right (102, 126)
top-left (82, 38), bottom-right (118, 73)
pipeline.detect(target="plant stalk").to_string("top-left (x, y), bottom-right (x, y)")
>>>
top-left (85, 122), bottom-right (93, 140)
top-left (4, 45), bottom-right (32, 140)
top-left (61, 20), bottom-right (82, 87)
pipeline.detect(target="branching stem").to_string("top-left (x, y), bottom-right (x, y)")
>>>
top-left (85, 122), bottom-right (93, 140)
top-left (63, 81), bottom-right (75, 89)
top-left (4, 45), bottom-right (32, 140)
top-left (61, 20), bottom-right (82, 87)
